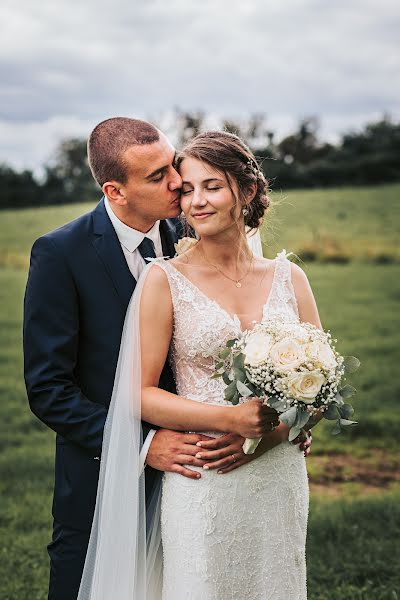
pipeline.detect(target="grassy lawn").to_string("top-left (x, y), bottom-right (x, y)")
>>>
top-left (0, 184), bottom-right (399, 598)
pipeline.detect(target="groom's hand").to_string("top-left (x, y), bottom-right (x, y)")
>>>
top-left (196, 431), bottom-right (312, 474)
top-left (146, 429), bottom-right (215, 479)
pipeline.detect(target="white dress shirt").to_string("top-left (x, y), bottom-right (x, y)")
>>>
top-left (104, 196), bottom-right (159, 471)
top-left (104, 197), bottom-right (163, 280)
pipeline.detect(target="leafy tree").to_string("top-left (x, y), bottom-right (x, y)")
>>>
top-left (0, 164), bottom-right (41, 208)
top-left (44, 138), bottom-right (98, 201)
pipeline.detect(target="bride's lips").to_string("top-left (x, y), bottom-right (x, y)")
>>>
top-left (192, 212), bottom-right (215, 220)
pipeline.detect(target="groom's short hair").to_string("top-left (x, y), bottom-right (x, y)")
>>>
top-left (88, 117), bottom-right (160, 187)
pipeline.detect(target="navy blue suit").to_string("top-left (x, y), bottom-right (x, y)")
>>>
top-left (23, 198), bottom-right (178, 598)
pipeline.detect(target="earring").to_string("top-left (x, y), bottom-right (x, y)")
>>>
top-left (242, 207), bottom-right (248, 216)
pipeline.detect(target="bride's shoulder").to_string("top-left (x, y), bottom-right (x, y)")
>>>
top-left (142, 260), bottom-right (171, 293)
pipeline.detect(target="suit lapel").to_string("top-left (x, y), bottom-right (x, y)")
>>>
top-left (91, 198), bottom-right (136, 309)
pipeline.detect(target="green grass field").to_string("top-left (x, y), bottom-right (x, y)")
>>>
top-left (1, 184), bottom-right (399, 598)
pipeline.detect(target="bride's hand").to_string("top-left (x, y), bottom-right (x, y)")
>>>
top-left (229, 399), bottom-right (280, 439)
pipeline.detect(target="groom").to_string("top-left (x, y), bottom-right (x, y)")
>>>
top-left (23, 117), bottom-right (311, 600)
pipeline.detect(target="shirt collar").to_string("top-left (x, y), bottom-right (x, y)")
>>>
top-left (104, 196), bottom-right (160, 253)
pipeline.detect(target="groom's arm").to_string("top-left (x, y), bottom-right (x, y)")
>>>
top-left (23, 236), bottom-right (107, 457)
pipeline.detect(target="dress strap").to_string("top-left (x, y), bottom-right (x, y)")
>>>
top-left (267, 250), bottom-right (299, 319)
top-left (146, 259), bottom-right (195, 309)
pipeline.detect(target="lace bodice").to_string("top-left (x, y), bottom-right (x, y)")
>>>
top-left (154, 250), bottom-right (299, 407)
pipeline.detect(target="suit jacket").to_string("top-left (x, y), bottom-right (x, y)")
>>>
top-left (23, 198), bottom-right (179, 531)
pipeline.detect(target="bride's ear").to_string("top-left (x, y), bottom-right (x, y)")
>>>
top-left (245, 183), bottom-right (257, 205)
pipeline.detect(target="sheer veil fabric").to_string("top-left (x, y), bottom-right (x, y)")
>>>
top-left (77, 229), bottom-right (264, 600)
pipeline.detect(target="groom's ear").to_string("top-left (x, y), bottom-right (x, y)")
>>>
top-left (102, 181), bottom-right (127, 206)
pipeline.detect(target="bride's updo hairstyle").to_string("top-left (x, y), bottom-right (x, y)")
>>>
top-left (176, 130), bottom-right (271, 230)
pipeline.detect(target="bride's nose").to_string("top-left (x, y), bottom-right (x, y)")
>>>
top-left (191, 187), bottom-right (208, 208)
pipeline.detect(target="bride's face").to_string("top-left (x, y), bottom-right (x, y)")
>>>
top-left (179, 157), bottom-right (242, 237)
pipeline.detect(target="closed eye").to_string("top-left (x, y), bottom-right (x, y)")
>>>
top-left (152, 172), bottom-right (165, 182)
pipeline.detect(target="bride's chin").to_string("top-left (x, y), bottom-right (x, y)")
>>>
top-left (193, 223), bottom-right (240, 239)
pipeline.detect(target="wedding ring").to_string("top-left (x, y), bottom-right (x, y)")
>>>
top-left (231, 454), bottom-right (236, 463)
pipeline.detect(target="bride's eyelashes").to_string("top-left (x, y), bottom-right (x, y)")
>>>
top-left (181, 186), bottom-right (222, 196)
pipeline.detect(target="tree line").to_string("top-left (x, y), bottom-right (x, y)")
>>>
top-left (1, 115), bottom-right (399, 209)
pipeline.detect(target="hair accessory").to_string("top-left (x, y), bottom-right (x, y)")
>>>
top-left (246, 158), bottom-right (265, 183)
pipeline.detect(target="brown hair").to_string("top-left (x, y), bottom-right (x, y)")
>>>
top-left (87, 117), bottom-right (160, 187)
top-left (176, 130), bottom-right (270, 229)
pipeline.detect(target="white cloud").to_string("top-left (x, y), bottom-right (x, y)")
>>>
top-left (0, 0), bottom-right (399, 171)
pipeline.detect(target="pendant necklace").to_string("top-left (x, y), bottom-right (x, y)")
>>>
top-left (199, 247), bottom-right (254, 288)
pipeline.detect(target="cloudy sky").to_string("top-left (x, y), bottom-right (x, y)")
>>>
top-left (1, 0), bottom-right (399, 174)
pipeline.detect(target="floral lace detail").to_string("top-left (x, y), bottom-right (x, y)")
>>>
top-left (155, 251), bottom-right (308, 600)
top-left (265, 249), bottom-right (299, 321)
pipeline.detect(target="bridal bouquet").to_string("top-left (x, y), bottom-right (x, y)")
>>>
top-left (212, 319), bottom-right (360, 454)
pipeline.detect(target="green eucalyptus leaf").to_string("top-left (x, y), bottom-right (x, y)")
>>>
top-left (222, 371), bottom-right (231, 385)
top-left (219, 348), bottom-right (231, 360)
top-left (343, 356), bottom-right (361, 373)
top-left (271, 399), bottom-right (289, 411)
top-left (224, 380), bottom-right (237, 402)
top-left (215, 362), bottom-right (224, 371)
top-left (233, 367), bottom-right (246, 383)
top-left (324, 404), bottom-right (340, 420)
top-left (288, 426), bottom-right (302, 442)
top-left (236, 380), bottom-right (253, 397)
top-left (335, 392), bottom-right (344, 405)
top-left (297, 409), bottom-right (311, 429)
top-left (233, 353), bottom-right (245, 369)
top-left (268, 395), bottom-right (282, 407)
top-left (226, 339), bottom-right (237, 348)
top-left (331, 420), bottom-right (342, 435)
top-left (339, 418), bottom-right (358, 426)
top-left (280, 406), bottom-right (298, 428)
top-left (211, 372), bottom-right (222, 379)
top-left (339, 384), bottom-right (357, 399)
top-left (231, 392), bottom-right (240, 405)
top-left (339, 403), bottom-right (354, 419)
top-left (246, 382), bottom-right (259, 396)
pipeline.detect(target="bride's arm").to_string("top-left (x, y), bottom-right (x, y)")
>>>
top-left (140, 265), bottom-right (272, 439)
top-left (291, 262), bottom-right (323, 330)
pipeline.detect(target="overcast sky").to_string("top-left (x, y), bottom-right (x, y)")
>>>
top-left (1, 0), bottom-right (399, 173)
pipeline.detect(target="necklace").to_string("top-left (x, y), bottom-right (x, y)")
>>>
top-left (199, 247), bottom-right (254, 288)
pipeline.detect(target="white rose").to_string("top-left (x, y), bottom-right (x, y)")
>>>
top-left (304, 340), bottom-right (337, 371)
top-left (269, 338), bottom-right (305, 371)
top-left (244, 332), bottom-right (273, 366)
top-left (286, 371), bottom-right (326, 403)
top-left (174, 237), bottom-right (198, 255)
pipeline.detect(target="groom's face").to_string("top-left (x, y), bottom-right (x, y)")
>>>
top-left (119, 134), bottom-right (182, 223)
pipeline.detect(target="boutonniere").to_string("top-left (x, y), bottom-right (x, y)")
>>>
top-left (174, 237), bottom-right (199, 256)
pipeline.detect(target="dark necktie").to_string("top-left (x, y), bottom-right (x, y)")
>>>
top-left (138, 236), bottom-right (156, 263)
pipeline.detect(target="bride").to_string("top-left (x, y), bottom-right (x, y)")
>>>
top-left (78, 131), bottom-right (322, 599)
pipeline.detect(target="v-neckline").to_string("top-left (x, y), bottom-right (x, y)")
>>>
top-left (166, 259), bottom-right (279, 333)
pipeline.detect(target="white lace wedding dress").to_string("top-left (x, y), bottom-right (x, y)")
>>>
top-left (156, 250), bottom-right (309, 600)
